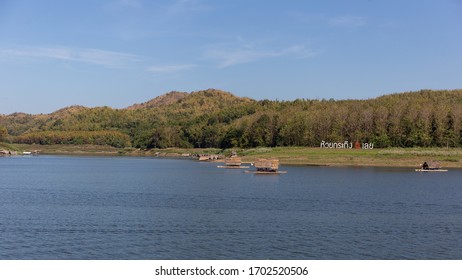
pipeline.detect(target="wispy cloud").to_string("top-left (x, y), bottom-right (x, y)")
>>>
top-left (328, 16), bottom-right (366, 27)
top-left (1, 46), bottom-right (140, 68)
top-left (147, 64), bottom-right (197, 73)
top-left (203, 44), bottom-right (317, 68)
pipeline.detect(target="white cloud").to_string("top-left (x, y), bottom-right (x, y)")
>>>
top-left (1, 46), bottom-right (139, 68)
top-left (203, 44), bottom-right (317, 68)
top-left (147, 64), bottom-right (197, 73)
top-left (328, 16), bottom-right (366, 27)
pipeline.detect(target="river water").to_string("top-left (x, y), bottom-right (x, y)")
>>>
top-left (0, 156), bottom-right (461, 259)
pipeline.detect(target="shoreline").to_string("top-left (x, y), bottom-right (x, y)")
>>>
top-left (7, 144), bottom-right (462, 169)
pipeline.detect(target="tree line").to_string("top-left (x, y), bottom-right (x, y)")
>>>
top-left (14, 130), bottom-right (131, 148)
top-left (1, 89), bottom-right (462, 149)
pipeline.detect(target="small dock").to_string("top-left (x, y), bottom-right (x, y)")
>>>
top-left (198, 154), bottom-right (220, 161)
top-left (1, 150), bottom-right (38, 156)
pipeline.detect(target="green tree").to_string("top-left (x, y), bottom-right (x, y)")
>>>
top-left (0, 125), bottom-right (9, 142)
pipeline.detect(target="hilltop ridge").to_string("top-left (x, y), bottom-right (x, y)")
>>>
top-left (1, 89), bottom-right (462, 150)
top-left (126, 91), bottom-right (189, 110)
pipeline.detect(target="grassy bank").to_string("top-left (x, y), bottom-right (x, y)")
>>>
top-left (10, 144), bottom-right (462, 168)
top-left (13, 144), bottom-right (223, 158)
top-left (0, 142), bottom-right (21, 151)
top-left (13, 144), bottom-right (122, 156)
top-left (234, 147), bottom-right (462, 168)
top-left (138, 146), bottom-right (462, 168)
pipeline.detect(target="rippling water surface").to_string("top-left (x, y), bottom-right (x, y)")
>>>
top-left (1, 156), bottom-right (461, 259)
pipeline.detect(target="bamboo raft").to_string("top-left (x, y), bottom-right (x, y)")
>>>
top-left (218, 165), bottom-right (250, 169)
top-left (244, 170), bottom-right (287, 174)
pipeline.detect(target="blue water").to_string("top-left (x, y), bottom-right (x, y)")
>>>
top-left (0, 156), bottom-right (461, 259)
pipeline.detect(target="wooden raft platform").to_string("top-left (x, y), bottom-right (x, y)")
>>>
top-left (244, 170), bottom-right (287, 174)
top-left (217, 165), bottom-right (249, 169)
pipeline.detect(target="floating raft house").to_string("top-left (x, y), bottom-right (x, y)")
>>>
top-left (245, 158), bottom-right (287, 174)
top-left (217, 152), bottom-right (249, 169)
top-left (225, 156), bottom-right (242, 166)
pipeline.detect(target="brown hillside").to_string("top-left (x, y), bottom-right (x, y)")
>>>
top-left (126, 91), bottom-right (188, 110)
top-left (50, 105), bottom-right (88, 119)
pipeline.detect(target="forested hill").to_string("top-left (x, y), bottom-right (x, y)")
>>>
top-left (1, 88), bottom-right (462, 149)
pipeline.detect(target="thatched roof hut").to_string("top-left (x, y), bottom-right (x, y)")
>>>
top-left (225, 157), bottom-right (242, 166)
top-left (224, 151), bottom-right (242, 166)
top-left (254, 158), bottom-right (279, 172)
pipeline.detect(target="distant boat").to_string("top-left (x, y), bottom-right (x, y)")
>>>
top-left (22, 151), bottom-right (32, 155)
top-left (415, 161), bottom-right (448, 172)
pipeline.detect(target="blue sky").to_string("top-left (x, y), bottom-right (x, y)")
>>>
top-left (1, 0), bottom-right (461, 114)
